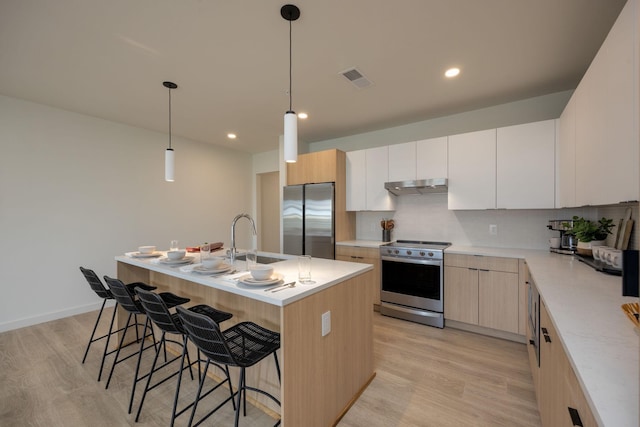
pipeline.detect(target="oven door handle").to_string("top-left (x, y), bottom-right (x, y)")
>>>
top-left (381, 256), bottom-right (442, 266)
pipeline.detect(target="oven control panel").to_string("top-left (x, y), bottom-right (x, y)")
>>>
top-left (381, 247), bottom-right (442, 260)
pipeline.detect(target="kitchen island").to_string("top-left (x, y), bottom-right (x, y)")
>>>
top-left (116, 252), bottom-right (375, 427)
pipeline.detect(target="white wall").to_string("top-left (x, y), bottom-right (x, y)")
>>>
top-left (0, 95), bottom-right (253, 332)
top-left (310, 91), bottom-right (572, 152)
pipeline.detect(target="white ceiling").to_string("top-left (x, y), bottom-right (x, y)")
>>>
top-left (0, 0), bottom-right (627, 153)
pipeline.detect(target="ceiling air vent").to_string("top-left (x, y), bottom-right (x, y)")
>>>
top-left (339, 67), bottom-right (373, 89)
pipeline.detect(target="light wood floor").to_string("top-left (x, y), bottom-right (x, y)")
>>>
top-left (0, 309), bottom-right (541, 427)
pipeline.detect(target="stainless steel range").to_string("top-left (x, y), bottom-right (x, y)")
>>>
top-left (379, 240), bottom-right (450, 328)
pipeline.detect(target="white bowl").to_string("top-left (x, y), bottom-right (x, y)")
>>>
top-left (202, 256), bottom-right (225, 269)
top-left (250, 265), bottom-right (274, 280)
top-left (139, 245), bottom-right (156, 254)
top-left (167, 250), bottom-right (186, 260)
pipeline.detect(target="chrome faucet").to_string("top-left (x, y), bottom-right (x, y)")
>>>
top-left (230, 213), bottom-right (257, 266)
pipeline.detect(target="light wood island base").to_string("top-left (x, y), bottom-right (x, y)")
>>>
top-left (117, 261), bottom-right (375, 427)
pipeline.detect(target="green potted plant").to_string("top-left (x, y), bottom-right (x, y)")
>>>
top-left (566, 216), bottom-right (614, 256)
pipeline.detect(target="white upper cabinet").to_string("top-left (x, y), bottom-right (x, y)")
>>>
top-left (388, 141), bottom-right (417, 182)
top-left (573, 0), bottom-right (639, 206)
top-left (346, 147), bottom-right (396, 211)
top-left (496, 120), bottom-right (556, 209)
top-left (417, 136), bottom-right (448, 179)
top-left (448, 129), bottom-right (497, 210)
top-left (557, 95), bottom-right (576, 208)
top-left (346, 150), bottom-right (366, 211)
top-left (366, 146), bottom-right (396, 211)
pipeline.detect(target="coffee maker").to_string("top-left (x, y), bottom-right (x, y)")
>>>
top-left (547, 220), bottom-right (576, 254)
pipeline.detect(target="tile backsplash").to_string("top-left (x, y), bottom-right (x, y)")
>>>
top-left (356, 194), bottom-right (638, 250)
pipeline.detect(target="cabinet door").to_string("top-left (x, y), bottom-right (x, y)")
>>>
top-left (539, 302), bottom-right (565, 426)
top-left (388, 141), bottom-right (416, 182)
top-left (518, 260), bottom-right (527, 336)
top-left (448, 129), bottom-right (496, 210)
top-left (496, 120), bottom-right (556, 209)
top-left (574, 0), bottom-right (638, 206)
top-left (565, 360), bottom-right (598, 427)
top-left (478, 270), bottom-right (519, 333)
top-left (366, 146), bottom-right (396, 211)
top-left (286, 150), bottom-right (337, 185)
top-left (557, 95), bottom-right (576, 208)
top-left (346, 150), bottom-right (366, 211)
top-left (416, 136), bottom-right (448, 179)
top-left (336, 246), bottom-right (381, 306)
top-left (444, 266), bottom-right (478, 324)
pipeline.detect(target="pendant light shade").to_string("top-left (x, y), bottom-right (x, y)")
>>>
top-left (281, 4), bottom-right (300, 163)
top-left (163, 81), bottom-right (178, 182)
top-left (284, 111), bottom-right (297, 163)
top-left (165, 148), bottom-right (175, 182)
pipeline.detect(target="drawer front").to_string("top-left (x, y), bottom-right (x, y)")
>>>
top-left (444, 253), bottom-right (518, 273)
top-left (336, 245), bottom-right (379, 260)
top-left (444, 253), bottom-right (475, 268)
top-left (475, 256), bottom-right (519, 273)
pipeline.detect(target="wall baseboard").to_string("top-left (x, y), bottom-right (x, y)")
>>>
top-left (445, 319), bottom-right (526, 344)
top-left (0, 300), bottom-right (113, 333)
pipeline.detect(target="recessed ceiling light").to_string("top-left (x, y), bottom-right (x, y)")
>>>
top-left (445, 67), bottom-right (460, 78)
top-left (298, 112), bottom-right (308, 119)
top-left (227, 133), bottom-right (237, 139)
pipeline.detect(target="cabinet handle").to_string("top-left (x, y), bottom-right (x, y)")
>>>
top-left (541, 327), bottom-right (548, 334)
top-left (479, 269), bottom-right (490, 272)
top-left (568, 407), bottom-right (583, 426)
top-left (543, 334), bottom-right (551, 343)
top-left (529, 339), bottom-right (535, 346)
top-left (468, 268), bottom-right (478, 271)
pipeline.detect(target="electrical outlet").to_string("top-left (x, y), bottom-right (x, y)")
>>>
top-left (489, 224), bottom-right (498, 235)
top-left (322, 311), bottom-right (331, 336)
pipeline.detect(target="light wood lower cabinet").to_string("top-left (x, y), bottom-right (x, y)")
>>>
top-left (444, 254), bottom-right (520, 334)
top-left (444, 266), bottom-right (479, 324)
top-left (539, 300), bottom-right (596, 427)
top-left (336, 245), bottom-right (381, 307)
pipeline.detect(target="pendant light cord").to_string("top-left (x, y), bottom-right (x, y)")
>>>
top-left (288, 18), bottom-right (293, 112)
top-left (168, 88), bottom-right (172, 150)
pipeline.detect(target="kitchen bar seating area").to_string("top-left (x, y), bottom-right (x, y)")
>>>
top-left (77, 262), bottom-right (287, 427)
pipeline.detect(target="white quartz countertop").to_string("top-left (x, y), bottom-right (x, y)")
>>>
top-left (447, 245), bottom-right (639, 427)
top-left (116, 251), bottom-right (372, 307)
top-left (337, 240), bottom-right (387, 248)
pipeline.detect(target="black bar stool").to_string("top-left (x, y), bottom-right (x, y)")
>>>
top-left (79, 266), bottom-right (156, 381)
top-left (134, 287), bottom-right (234, 426)
top-left (102, 276), bottom-right (189, 414)
top-left (176, 306), bottom-right (281, 427)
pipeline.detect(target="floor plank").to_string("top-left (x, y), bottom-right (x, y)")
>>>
top-left (0, 309), bottom-right (540, 426)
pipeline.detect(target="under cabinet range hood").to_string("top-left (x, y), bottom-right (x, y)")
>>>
top-left (384, 178), bottom-right (448, 196)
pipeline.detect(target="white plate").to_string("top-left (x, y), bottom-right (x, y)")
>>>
top-left (192, 263), bottom-right (232, 274)
top-left (159, 256), bottom-right (195, 265)
top-left (238, 273), bottom-right (283, 286)
top-left (130, 251), bottom-right (162, 258)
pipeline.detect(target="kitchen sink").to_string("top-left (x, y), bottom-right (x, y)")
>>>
top-left (234, 254), bottom-right (287, 264)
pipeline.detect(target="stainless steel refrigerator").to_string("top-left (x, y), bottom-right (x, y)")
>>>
top-left (283, 182), bottom-right (335, 259)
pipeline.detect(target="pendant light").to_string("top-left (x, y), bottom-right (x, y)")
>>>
top-left (163, 81), bottom-right (178, 182)
top-left (281, 4), bottom-right (300, 163)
